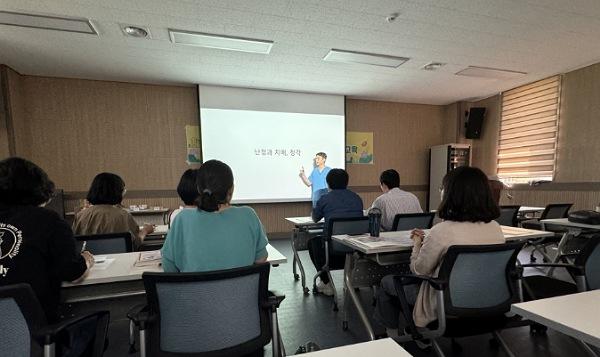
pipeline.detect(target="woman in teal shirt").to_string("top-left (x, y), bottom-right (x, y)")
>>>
top-left (161, 160), bottom-right (268, 272)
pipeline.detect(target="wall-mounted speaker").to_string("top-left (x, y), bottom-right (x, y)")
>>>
top-left (465, 107), bottom-right (486, 139)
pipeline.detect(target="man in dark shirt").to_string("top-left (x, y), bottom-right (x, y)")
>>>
top-left (309, 168), bottom-right (363, 295)
top-left (0, 157), bottom-right (93, 322)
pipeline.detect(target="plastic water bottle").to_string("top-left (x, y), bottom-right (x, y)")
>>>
top-left (368, 207), bottom-right (382, 237)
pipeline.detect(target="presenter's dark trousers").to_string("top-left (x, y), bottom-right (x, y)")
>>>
top-left (308, 236), bottom-right (346, 284)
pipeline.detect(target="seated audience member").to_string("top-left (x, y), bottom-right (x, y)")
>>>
top-left (161, 160), bottom-right (268, 272)
top-left (374, 166), bottom-right (502, 334)
top-left (309, 168), bottom-right (363, 295)
top-left (0, 157), bottom-right (94, 322)
top-left (369, 169), bottom-right (423, 231)
top-left (169, 168), bottom-right (199, 224)
top-left (73, 172), bottom-right (154, 247)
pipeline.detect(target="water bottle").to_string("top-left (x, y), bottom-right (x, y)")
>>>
top-left (368, 207), bottom-right (382, 237)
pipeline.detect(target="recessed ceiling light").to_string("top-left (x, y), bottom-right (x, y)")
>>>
top-left (0, 10), bottom-right (97, 34)
top-left (422, 62), bottom-right (446, 71)
top-left (386, 12), bottom-right (400, 23)
top-left (121, 25), bottom-right (149, 38)
top-left (169, 29), bottom-right (273, 54)
top-left (323, 49), bottom-right (409, 68)
top-left (456, 66), bottom-right (527, 79)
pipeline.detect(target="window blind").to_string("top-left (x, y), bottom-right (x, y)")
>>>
top-left (497, 76), bottom-right (561, 183)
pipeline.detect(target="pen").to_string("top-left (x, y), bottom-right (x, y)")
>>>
top-left (81, 241), bottom-right (87, 253)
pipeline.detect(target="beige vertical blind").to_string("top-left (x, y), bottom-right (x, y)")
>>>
top-left (497, 76), bottom-right (561, 183)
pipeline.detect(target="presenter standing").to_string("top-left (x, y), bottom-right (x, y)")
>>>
top-left (299, 152), bottom-right (332, 207)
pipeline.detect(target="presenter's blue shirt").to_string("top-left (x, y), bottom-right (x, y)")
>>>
top-left (309, 166), bottom-right (332, 206)
top-left (161, 206), bottom-right (269, 272)
top-left (312, 189), bottom-right (364, 236)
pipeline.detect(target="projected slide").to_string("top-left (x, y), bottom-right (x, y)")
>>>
top-left (201, 108), bottom-right (345, 203)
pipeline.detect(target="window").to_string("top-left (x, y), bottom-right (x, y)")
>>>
top-left (497, 76), bottom-right (561, 184)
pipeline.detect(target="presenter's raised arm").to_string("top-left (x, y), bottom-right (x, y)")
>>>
top-left (299, 166), bottom-right (311, 187)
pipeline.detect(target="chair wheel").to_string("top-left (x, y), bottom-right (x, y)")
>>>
top-left (312, 286), bottom-right (318, 295)
top-left (489, 337), bottom-right (499, 349)
top-left (294, 274), bottom-right (300, 281)
top-left (128, 345), bottom-right (137, 354)
top-left (342, 321), bottom-right (348, 330)
top-left (542, 257), bottom-right (549, 263)
top-left (303, 287), bottom-right (310, 295)
top-left (333, 303), bottom-right (339, 312)
top-left (530, 323), bottom-right (547, 334)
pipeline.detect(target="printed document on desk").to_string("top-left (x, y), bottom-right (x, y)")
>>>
top-left (91, 257), bottom-right (115, 270)
top-left (135, 250), bottom-right (162, 267)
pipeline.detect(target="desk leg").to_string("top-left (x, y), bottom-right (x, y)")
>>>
top-left (343, 252), bottom-right (376, 340)
top-left (548, 230), bottom-right (573, 277)
top-left (291, 228), bottom-right (309, 294)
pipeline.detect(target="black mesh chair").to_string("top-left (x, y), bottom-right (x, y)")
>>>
top-left (312, 216), bottom-right (370, 311)
top-left (521, 203), bottom-right (573, 230)
top-left (391, 212), bottom-right (435, 231)
top-left (75, 232), bottom-right (133, 254)
top-left (128, 263), bottom-right (285, 357)
top-left (389, 242), bottom-right (525, 357)
top-left (521, 237), bottom-right (600, 300)
top-left (496, 205), bottom-right (521, 227)
top-left (0, 283), bottom-right (109, 357)
top-left (521, 203), bottom-right (573, 263)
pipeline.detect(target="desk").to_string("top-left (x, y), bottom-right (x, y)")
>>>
top-left (285, 216), bottom-right (324, 294)
top-left (540, 218), bottom-right (600, 274)
top-left (511, 290), bottom-right (600, 349)
top-left (62, 244), bottom-right (287, 303)
top-left (302, 338), bottom-right (411, 356)
top-left (332, 226), bottom-right (554, 340)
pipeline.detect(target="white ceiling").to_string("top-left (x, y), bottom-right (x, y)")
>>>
top-left (2, 0), bottom-right (600, 105)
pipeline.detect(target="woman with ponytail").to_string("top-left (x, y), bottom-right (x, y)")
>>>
top-left (161, 160), bottom-right (269, 272)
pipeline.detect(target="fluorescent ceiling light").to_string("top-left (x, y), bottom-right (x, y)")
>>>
top-left (323, 49), bottom-right (409, 68)
top-left (0, 10), bottom-right (96, 34)
top-left (169, 29), bottom-right (273, 54)
top-left (456, 66), bottom-right (527, 79)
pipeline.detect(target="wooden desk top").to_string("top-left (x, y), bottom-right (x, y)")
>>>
top-left (302, 339), bottom-right (411, 356)
top-left (512, 290), bottom-right (600, 348)
top-left (63, 244), bottom-right (287, 287)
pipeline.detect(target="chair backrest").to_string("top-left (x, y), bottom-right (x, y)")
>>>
top-left (75, 232), bottom-right (133, 254)
top-left (437, 242), bottom-right (524, 318)
top-left (0, 284), bottom-right (47, 357)
top-left (574, 237), bottom-right (600, 290)
top-left (496, 205), bottom-right (521, 227)
top-left (142, 264), bottom-right (272, 356)
top-left (327, 217), bottom-right (370, 254)
top-left (392, 212), bottom-right (435, 231)
top-left (541, 203), bottom-right (573, 220)
top-left (45, 189), bottom-right (65, 219)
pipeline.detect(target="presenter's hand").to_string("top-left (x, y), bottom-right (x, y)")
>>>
top-left (299, 166), bottom-right (305, 177)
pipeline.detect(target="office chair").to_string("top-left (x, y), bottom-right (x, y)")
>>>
top-left (391, 212), bottom-right (435, 231)
top-left (75, 232), bottom-right (133, 254)
top-left (312, 216), bottom-right (370, 311)
top-left (521, 236), bottom-right (600, 299)
top-left (388, 242), bottom-right (526, 357)
top-left (0, 283), bottom-right (109, 357)
top-left (496, 205), bottom-right (521, 227)
top-left (127, 264), bottom-right (285, 357)
top-left (521, 203), bottom-right (573, 263)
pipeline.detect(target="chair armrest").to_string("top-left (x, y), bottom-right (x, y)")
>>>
top-left (126, 304), bottom-right (152, 329)
top-left (32, 311), bottom-right (109, 346)
top-left (520, 263), bottom-right (584, 275)
top-left (264, 290), bottom-right (286, 309)
top-left (393, 273), bottom-right (446, 291)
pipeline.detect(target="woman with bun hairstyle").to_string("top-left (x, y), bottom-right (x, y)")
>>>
top-left (161, 160), bottom-right (268, 272)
